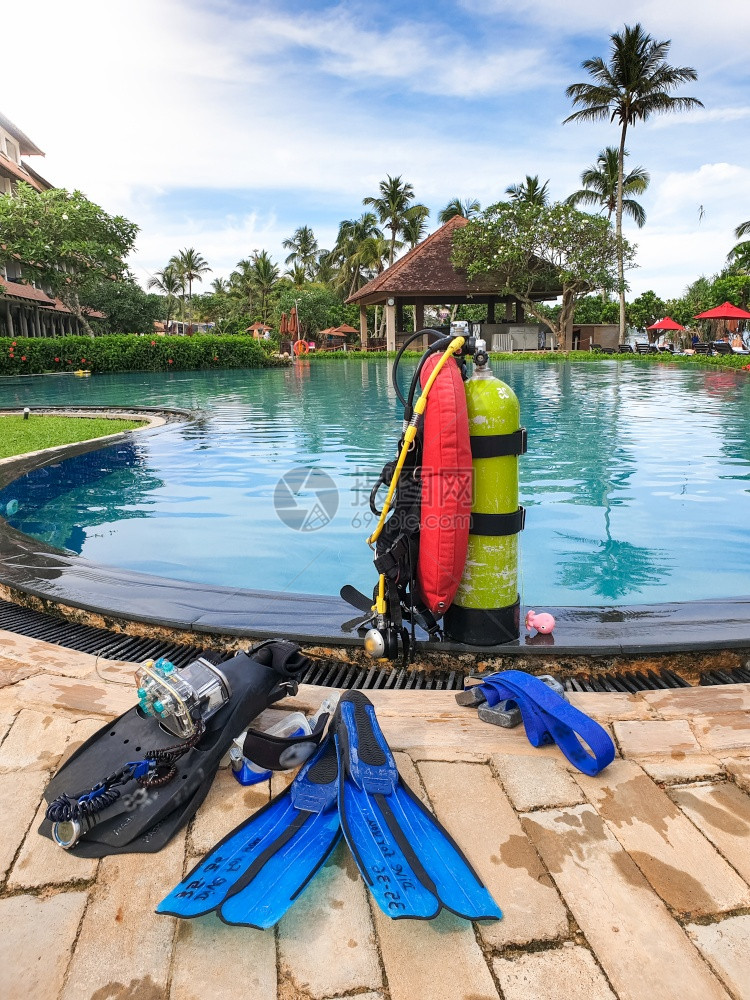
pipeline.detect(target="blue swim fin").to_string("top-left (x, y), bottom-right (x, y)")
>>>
top-left (156, 736), bottom-right (340, 928)
top-left (335, 691), bottom-right (502, 922)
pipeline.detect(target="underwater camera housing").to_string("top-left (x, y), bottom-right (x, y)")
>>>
top-left (135, 656), bottom-right (232, 738)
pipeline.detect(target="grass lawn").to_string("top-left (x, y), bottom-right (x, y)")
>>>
top-left (0, 415), bottom-right (146, 460)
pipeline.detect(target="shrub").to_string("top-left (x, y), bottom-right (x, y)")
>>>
top-left (0, 334), bottom-right (281, 376)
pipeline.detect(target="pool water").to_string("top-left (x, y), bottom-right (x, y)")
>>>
top-left (1, 360), bottom-right (749, 606)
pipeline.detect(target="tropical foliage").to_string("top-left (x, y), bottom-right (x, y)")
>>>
top-left (452, 202), bottom-right (632, 349)
top-left (505, 175), bottom-right (550, 207)
top-left (565, 23), bottom-right (702, 341)
top-left (438, 198), bottom-right (481, 223)
top-left (0, 184), bottom-right (138, 336)
top-left (566, 147), bottom-right (649, 227)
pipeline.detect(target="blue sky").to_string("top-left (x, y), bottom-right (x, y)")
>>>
top-left (5, 0), bottom-right (750, 298)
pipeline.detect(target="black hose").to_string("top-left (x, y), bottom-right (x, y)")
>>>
top-left (391, 329), bottom-right (448, 411)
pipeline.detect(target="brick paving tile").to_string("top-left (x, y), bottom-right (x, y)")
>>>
top-left (0, 654), bottom-right (39, 688)
top-left (574, 759), bottom-right (750, 915)
top-left (685, 914), bottom-right (750, 1000)
top-left (0, 672), bottom-right (133, 719)
top-left (493, 945), bottom-right (617, 1000)
top-left (278, 844), bottom-right (382, 999)
top-left (0, 769), bottom-right (46, 880)
top-left (9, 798), bottom-right (98, 888)
top-left (614, 719), bottom-right (701, 758)
top-left (522, 804), bottom-right (731, 1000)
top-left (0, 708), bottom-right (77, 772)
top-left (639, 754), bottom-right (725, 784)
top-left (644, 685), bottom-right (750, 719)
top-left (0, 892), bottom-right (88, 1000)
top-left (566, 690), bottom-right (652, 722)
top-left (187, 767), bottom-right (270, 859)
top-left (492, 753), bottom-right (585, 812)
top-left (692, 714), bottom-right (750, 754)
top-left (169, 912), bottom-right (277, 1000)
top-left (670, 782), bottom-right (750, 884)
top-left (723, 757), bottom-right (750, 793)
top-left (61, 833), bottom-right (186, 1000)
top-left (417, 760), bottom-right (568, 948)
top-left (373, 906), bottom-right (499, 1000)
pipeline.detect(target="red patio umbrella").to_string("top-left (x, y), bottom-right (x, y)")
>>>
top-left (693, 301), bottom-right (750, 321)
top-left (280, 312), bottom-right (288, 335)
top-left (288, 306), bottom-right (298, 338)
top-left (647, 316), bottom-right (685, 331)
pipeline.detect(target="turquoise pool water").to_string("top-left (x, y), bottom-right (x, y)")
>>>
top-left (1, 360), bottom-right (749, 606)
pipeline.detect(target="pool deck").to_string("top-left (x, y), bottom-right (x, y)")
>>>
top-left (1, 631), bottom-right (749, 1000)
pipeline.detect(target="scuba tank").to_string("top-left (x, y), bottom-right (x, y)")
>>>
top-left (444, 353), bottom-right (526, 645)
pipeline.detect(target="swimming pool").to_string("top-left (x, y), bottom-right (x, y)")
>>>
top-left (1, 359), bottom-right (749, 607)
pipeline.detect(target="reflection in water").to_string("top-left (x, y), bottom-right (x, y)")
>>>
top-left (1, 360), bottom-right (749, 604)
top-left (0, 442), bottom-right (164, 553)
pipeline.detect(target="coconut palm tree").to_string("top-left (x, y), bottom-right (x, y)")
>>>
top-left (248, 251), bottom-right (280, 323)
top-left (567, 147), bottom-right (649, 226)
top-left (147, 265), bottom-right (183, 329)
top-left (282, 226), bottom-right (321, 280)
top-left (564, 24), bottom-right (702, 342)
top-left (363, 175), bottom-right (428, 267)
top-left (401, 205), bottom-right (431, 249)
top-left (505, 175), bottom-right (550, 206)
top-left (438, 198), bottom-right (481, 223)
top-left (169, 248), bottom-right (211, 332)
top-left (210, 277), bottom-right (229, 295)
top-left (329, 213), bottom-right (384, 297)
top-left (285, 263), bottom-right (308, 289)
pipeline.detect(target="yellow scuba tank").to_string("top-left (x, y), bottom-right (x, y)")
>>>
top-left (444, 346), bottom-right (526, 645)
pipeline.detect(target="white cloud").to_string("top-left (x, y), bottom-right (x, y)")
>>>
top-left (650, 107), bottom-right (750, 129)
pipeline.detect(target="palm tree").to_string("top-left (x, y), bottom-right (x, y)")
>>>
top-left (285, 263), bottom-right (308, 289)
top-left (363, 175), bottom-right (428, 267)
top-left (248, 251), bottom-right (279, 323)
top-left (505, 175), bottom-right (550, 206)
top-left (438, 198), bottom-right (481, 223)
top-left (567, 147), bottom-right (649, 226)
top-left (329, 213), bottom-right (383, 296)
top-left (564, 24), bottom-right (702, 342)
top-left (210, 277), bottom-right (229, 295)
top-left (282, 226), bottom-right (320, 280)
top-left (401, 205), bottom-right (431, 249)
top-left (147, 265), bottom-right (183, 329)
top-left (169, 248), bottom-right (211, 332)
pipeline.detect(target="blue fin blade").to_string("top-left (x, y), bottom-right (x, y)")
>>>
top-left (385, 782), bottom-right (502, 921)
top-left (336, 692), bottom-right (501, 922)
top-left (340, 775), bottom-right (441, 919)
top-left (157, 736), bottom-right (339, 922)
top-left (156, 793), bottom-right (299, 918)
top-left (219, 812), bottom-right (342, 928)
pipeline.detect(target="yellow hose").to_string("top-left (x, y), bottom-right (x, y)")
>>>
top-left (367, 336), bottom-right (465, 547)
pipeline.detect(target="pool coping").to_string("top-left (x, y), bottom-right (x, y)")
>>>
top-left (0, 406), bottom-right (749, 660)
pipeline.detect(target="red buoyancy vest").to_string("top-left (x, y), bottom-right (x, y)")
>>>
top-left (416, 354), bottom-right (473, 615)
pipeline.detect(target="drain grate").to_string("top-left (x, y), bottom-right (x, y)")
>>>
top-left (563, 668), bottom-right (693, 694)
top-left (0, 598), bottom-right (465, 690)
top-left (1, 598), bottom-right (748, 693)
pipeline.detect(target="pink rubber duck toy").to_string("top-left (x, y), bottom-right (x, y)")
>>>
top-left (525, 610), bottom-right (556, 635)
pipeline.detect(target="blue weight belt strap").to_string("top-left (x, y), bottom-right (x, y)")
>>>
top-left (472, 670), bottom-right (615, 776)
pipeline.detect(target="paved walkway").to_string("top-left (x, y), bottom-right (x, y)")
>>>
top-left (0, 631), bottom-right (748, 1000)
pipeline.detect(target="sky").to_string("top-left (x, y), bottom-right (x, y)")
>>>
top-left (4, 0), bottom-right (750, 299)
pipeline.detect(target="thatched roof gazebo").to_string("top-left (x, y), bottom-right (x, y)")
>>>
top-left (346, 215), bottom-right (563, 351)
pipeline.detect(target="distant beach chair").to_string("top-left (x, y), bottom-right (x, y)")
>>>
top-left (693, 343), bottom-right (711, 355)
top-left (618, 344), bottom-right (635, 354)
top-left (711, 341), bottom-right (733, 355)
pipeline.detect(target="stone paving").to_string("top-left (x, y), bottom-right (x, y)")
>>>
top-left (0, 630), bottom-right (748, 1000)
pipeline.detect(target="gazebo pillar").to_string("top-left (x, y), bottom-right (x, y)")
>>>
top-left (505, 300), bottom-right (514, 321)
top-left (5, 301), bottom-right (14, 338)
top-left (487, 298), bottom-right (496, 324)
top-left (515, 300), bottom-right (524, 323)
top-left (359, 304), bottom-right (368, 350)
top-left (385, 300), bottom-right (396, 353)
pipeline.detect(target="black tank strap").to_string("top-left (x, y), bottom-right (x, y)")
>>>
top-left (470, 506), bottom-right (526, 537)
top-left (470, 428), bottom-right (527, 459)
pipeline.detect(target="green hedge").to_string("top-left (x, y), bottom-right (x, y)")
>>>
top-left (0, 335), bottom-right (282, 376)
